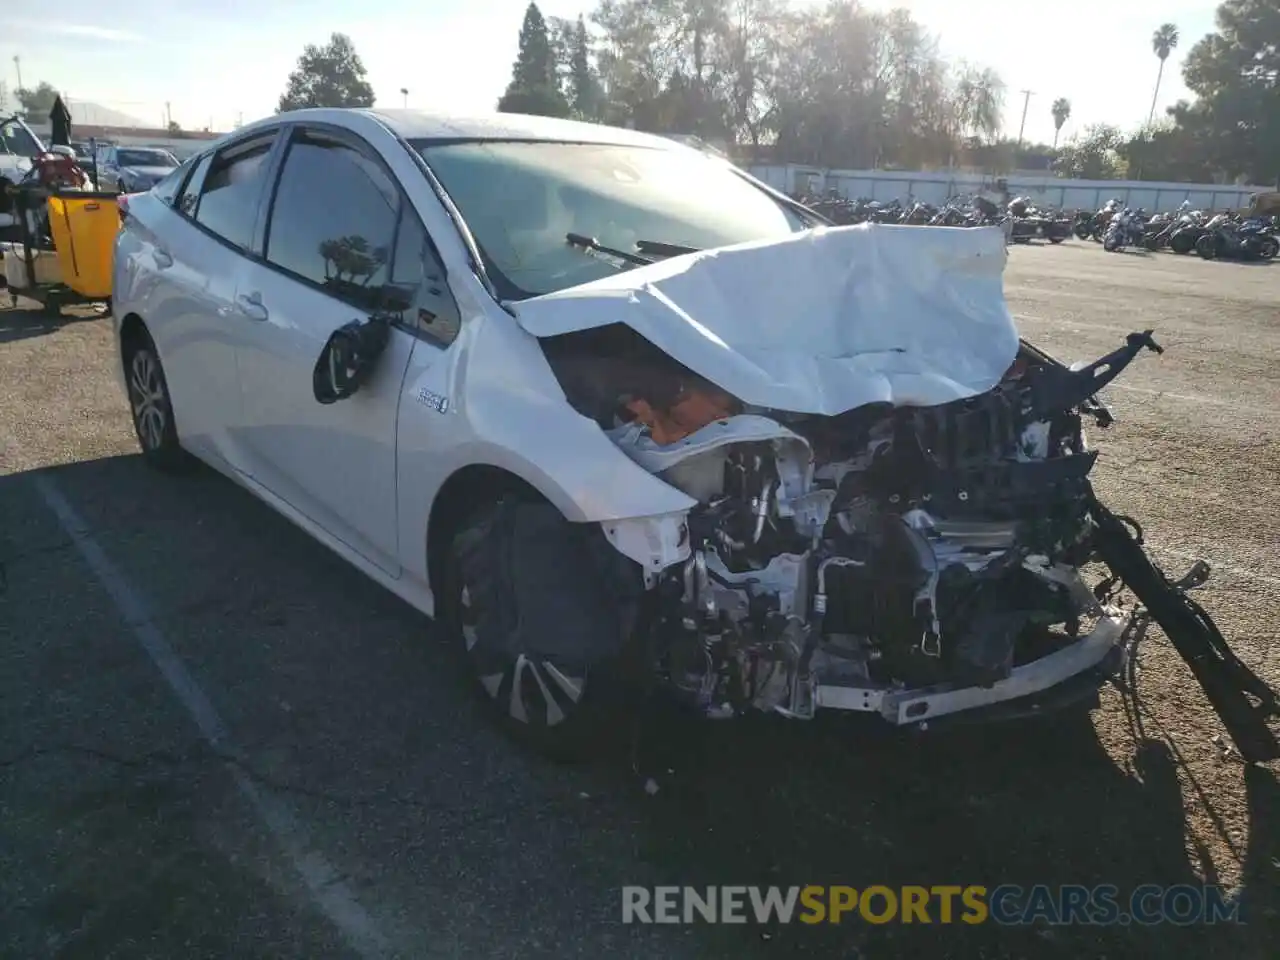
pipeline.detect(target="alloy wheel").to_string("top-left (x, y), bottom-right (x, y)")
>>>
top-left (458, 584), bottom-right (586, 727)
top-left (128, 348), bottom-right (168, 451)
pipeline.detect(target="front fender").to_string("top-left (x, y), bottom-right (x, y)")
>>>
top-left (396, 310), bottom-right (696, 579)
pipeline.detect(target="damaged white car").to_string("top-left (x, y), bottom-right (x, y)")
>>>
top-left (112, 109), bottom-right (1278, 760)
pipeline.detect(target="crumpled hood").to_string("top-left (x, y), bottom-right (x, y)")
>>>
top-left (510, 223), bottom-right (1020, 415)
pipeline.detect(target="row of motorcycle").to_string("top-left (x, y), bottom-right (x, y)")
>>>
top-left (1073, 200), bottom-right (1279, 261)
top-left (795, 194), bottom-right (1075, 243)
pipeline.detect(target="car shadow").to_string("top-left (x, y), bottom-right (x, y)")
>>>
top-left (0, 302), bottom-right (110, 343)
top-left (6, 454), bottom-right (1275, 960)
top-left (587, 689), bottom-right (1277, 958)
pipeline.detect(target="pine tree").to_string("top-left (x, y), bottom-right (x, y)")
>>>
top-left (566, 15), bottom-right (602, 120)
top-left (497, 3), bottom-right (570, 118)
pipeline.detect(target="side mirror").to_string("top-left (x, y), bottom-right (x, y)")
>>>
top-left (312, 316), bottom-right (390, 404)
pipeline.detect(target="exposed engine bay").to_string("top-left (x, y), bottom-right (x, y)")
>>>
top-left (541, 324), bottom-right (1280, 761)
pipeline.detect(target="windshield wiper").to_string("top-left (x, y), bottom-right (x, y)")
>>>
top-left (565, 232), bottom-right (652, 266)
top-left (635, 239), bottom-right (701, 257)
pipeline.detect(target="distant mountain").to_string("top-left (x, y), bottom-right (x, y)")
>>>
top-left (66, 101), bottom-right (151, 129)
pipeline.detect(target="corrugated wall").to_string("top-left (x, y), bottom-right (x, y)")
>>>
top-left (750, 164), bottom-right (1271, 212)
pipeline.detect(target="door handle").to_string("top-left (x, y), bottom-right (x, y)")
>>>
top-left (236, 292), bottom-right (269, 321)
top-left (153, 248), bottom-right (173, 268)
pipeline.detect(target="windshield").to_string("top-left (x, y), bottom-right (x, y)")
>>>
top-left (416, 139), bottom-right (810, 299)
top-left (118, 148), bottom-right (178, 167)
top-left (0, 118), bottom-right (43, 158)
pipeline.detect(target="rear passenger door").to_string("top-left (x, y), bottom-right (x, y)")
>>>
top-left (143, 131), bottom-right (279, 471)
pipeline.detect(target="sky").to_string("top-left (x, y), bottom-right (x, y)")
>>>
top-left (0, 0), bottom-right (1218, 148)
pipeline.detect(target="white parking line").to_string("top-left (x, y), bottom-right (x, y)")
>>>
top-left (30, 474), bottom-right (392, 960)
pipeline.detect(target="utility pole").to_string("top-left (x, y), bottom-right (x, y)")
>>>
top-left (165, 101), bottom-right (172, 128)
top-left (13, 55), bottom-right (23, 94)
top-left (400, 87), bottom-right (408, 108)
top-left (1013, 88), bottom-right (1034, 150)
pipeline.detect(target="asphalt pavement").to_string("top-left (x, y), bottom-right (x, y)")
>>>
top-left (1, 241), bottom-right (1277, 959)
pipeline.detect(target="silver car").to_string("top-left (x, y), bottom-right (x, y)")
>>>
top-left (109, 108), bottom-right (1275, 762)
top-left (97, 144), bottom-right (180, 193)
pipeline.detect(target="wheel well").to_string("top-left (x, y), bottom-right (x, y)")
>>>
top-left (119, 312), bottom-right (148, 347)
top-left (118, 312), bottom-right (149, 376)
top-left (425, 465), bottom-right (542, 599)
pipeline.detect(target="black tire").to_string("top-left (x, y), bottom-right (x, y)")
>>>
top-left (1048, 236), bottom-right (1064, 244)
top-left (1195, 235), bottom-right (1217, 260)
top-left (440, 495), bottom-right (644, 761)
top-left (1259, 237), bottom-right (1279, 260)
top-left (122, 328), bottom-right (195, 473)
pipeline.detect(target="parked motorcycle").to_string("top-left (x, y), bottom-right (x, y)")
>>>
top-left (1195, 214), bottom-right (1280, 261)
top-left (1103, 208), bottom-right (1147, 252)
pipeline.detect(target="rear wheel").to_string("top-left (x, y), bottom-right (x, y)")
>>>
top-left (441, 496), bottom-right (641, 760)
top-left (1258, 237), bottom-right (1278, 260)
top-left (123, 329), bottom-right (195, 473)
top-left (1195, 235), bottom-right (1218, 260)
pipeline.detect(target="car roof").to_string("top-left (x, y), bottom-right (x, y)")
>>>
top-left (235, 107), bottom-right (686, 152)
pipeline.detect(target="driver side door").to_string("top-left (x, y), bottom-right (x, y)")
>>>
top-left (230, 124), bottom-right (418, 576)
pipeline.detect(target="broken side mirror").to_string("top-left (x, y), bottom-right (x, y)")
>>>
top-left (312, 316), bottom-right (391, 404)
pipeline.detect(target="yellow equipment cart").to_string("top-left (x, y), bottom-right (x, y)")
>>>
top-left (2, 183), bottom-right (119, 315)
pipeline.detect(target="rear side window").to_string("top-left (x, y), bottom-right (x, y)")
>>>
top-left (152, 156), bottom-right (195, 206)
top-left (195, 139), bottom-right (274, 250)
top-left (176, 154), bottom-right (212, 217)
top-left (264, 132), bottom-right (399, 311)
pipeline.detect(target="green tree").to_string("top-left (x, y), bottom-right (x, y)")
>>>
top-left (1173, 0), bottom-right (1279, 184)
top-left (953, 65), bottom-right (1006, 143)
top-left (1053, 124), bottom-right (1125, 179)
top-left (498, 3), bottom-right (570, 118)
top-left (1149, 23), bottom-right (1179, 125)
top-left (277, 33), bottom-right (375, 112)
top-left (1051, 97), bottom-right (1071, 149)
top-left (566, 15), bottom-right (604, 120)
top-left (17, 81), bottom-right (61, 121)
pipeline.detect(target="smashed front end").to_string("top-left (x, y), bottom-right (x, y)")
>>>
top-left (519, 226), bottom-right (1279, 762)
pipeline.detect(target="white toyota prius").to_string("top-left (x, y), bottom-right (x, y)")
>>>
top-left (111, 108), bottom-right (1275, 762)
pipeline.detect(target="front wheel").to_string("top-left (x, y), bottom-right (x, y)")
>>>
top-left (1258, 237), bottom-right (1279, 260)
top-left (441, 496), bottom-right (641, 760)
top-left (123, 330), bottom-right (195, 473)
top-left (1195, 235), bottom-right (1218, 260)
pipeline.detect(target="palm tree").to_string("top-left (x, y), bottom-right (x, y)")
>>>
top-left (1051, 98), bottom-right (1071, 149)
top-left (1149, 23), bottom-right (1179, 126)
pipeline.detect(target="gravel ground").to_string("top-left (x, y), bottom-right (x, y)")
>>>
top-left (0, 241), bottom-right (1277, 959)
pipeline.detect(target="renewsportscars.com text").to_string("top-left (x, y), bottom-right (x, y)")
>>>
top-left (621, 884), bottom-right (1243, 926)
